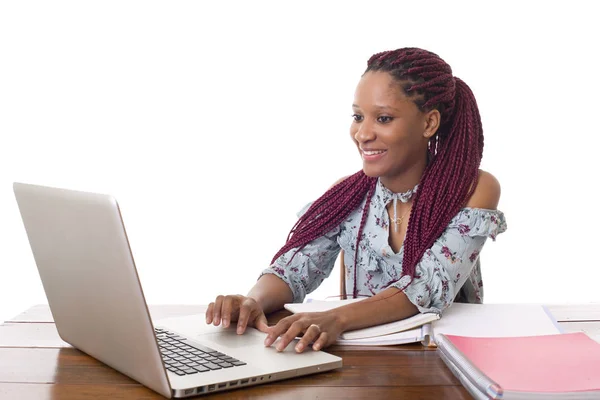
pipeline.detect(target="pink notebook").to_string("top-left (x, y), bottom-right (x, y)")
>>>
top-left (438, 332), bottom-right (600, 398)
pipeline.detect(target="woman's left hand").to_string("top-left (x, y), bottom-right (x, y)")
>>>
top-left (263, 311), bottom-right (344, 353)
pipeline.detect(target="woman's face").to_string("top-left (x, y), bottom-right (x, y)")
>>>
top-left (350, 71), bottom-right (434, 182)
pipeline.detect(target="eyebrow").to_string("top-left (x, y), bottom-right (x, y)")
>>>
top-left (352, 104), bottom-right (402, 113)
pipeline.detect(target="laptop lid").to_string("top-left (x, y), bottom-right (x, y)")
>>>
top-left (13, 182), bottom-right (172, 397)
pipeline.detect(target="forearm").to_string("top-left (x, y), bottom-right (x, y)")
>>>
top-left (247, 274), bottom-right (294, 315)
top-left (334, 287), bottom-right (419, 332)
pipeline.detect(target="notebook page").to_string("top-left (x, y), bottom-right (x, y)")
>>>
top-left (433, 303), bottom-right (561, 341)
top-left (284, 298), bottom-right (365, 313)
top-left (336, 325), bottom-right (428, 346)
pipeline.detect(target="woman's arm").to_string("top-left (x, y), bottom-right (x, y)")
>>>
top-left (335, 287), bottom-right (417, 331)
top-left (247, 274), bottom-right (294, 314)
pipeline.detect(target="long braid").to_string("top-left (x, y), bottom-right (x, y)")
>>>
top-left (270, 171), bottom-right (376, 264)
top-left (272, 47), bottom-right (484, 298)
top-left (352, 181), bottom-right (376, 298)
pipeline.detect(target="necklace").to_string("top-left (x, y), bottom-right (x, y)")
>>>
top-left (388, 184), bottom-right (418, 233)
top-left (391, 207), bottom-right (410, 232)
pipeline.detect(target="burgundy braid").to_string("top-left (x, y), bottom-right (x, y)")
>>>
top-left (270, 171), bottom-right (377, 264)
top-left (272, 47), bottom-right (484, 298)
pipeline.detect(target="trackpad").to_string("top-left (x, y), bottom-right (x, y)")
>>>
top-left (198, 329), bottom-right (265, 348)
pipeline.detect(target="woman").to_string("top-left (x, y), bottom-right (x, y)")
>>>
top-left (206, 47), bottom-right (506, 353)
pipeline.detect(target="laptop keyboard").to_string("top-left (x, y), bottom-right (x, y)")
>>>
top-left (155, 328), bottom-right (247, 376)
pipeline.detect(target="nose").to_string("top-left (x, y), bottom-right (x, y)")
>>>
top-left (353, 120), bottom-right (376, 143)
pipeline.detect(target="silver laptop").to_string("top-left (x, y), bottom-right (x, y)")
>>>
top-left (13, 182), bottom-right (342, 398)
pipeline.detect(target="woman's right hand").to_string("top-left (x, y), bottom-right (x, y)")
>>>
top-left (205, 295), bottom-right (269, 335)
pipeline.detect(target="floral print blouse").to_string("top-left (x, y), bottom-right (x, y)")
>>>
top-left (261, 178), bottom-right (507, 315)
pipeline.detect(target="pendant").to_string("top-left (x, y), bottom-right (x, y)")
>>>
top-left (391, 216), bottom-right (404, 232)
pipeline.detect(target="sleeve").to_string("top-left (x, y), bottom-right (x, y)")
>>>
top-left (259, 202), bottom-right (342, 303)
top-left (391, 208), bottom-right (507, 315)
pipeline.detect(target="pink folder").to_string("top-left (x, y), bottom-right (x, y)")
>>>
top-left (444, 332), bottom-right (600, 394)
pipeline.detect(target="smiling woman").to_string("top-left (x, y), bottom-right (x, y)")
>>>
top-left (205, 47), bottom-right (506, 354)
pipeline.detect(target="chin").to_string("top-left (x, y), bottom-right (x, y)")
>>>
top-left (361, 165), bottom-right (385, 178)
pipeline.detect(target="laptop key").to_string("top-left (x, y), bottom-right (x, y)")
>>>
top-left (218, 362), bottom-right (233, 368)
top-left (182, 368), bottom-right (198, 374)
top-left (202, 362), bottom-right (222, 370)
top-left (193, 365), bottom-right (210, 372)
top-left (179, 339), bottom-right (218, 354)
top-left (231, 361), bottom-right (247, 366)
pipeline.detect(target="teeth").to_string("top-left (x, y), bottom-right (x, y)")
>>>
top-left (363, 150), bottom-right (385, 156)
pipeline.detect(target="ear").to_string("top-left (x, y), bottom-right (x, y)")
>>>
top-left (422, 109), bottom-right (441, 139)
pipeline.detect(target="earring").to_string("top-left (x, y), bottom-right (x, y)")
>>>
top-left (428, 134), bottom-right (439, 156)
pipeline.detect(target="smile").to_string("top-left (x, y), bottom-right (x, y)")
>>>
top-left (361, 149), bottom-right (387, 161)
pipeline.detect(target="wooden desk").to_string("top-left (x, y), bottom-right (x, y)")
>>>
top-left (1, 304), bottom-right (599, 399)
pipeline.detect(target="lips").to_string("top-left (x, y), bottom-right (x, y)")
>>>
top-left (361, 149), bottom-right (386, 156)
top-left (360, 148), bottom-right (387, 161)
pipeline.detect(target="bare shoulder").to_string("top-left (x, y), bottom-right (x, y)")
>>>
top-left (465, 170), bottom-right (501, 210)
top-left (329, 175), bottom-right (351, 189)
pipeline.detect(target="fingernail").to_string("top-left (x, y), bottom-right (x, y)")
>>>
top-left (237, 325), bottom-right (243, 334)
top-left (222, 318), bottom-right (229, 327)
top-left (313, 343), bottom-right (321, 351)
top-left (205, 316), bottom-right (210, 324)
top-left (295, 343), bottom-right (303, 352)
top-left (264, 336), bottom-right (271, 346)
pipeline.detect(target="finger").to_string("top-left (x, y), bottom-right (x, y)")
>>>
top-left (212, 295), bottom-right (224, 326)
top-left (295, 324), bottom-right (321, 353)
top-left (275, 320), bottom-right (305, 352)
top-left (254, 313), bottom-right (270, 334)
top-left (264, 316), bottom-right (295, 347)
top-left (236, 301), bottom-right (252, 334)
top-left (221, 297), bottom-right (233, 328)
top-left (205, 303), bottom-right (214, 324)
top-left (312, 332), bottom-right (329, 351)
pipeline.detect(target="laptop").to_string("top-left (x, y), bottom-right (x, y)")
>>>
top-left (12, 182), bottom-right (342, 398)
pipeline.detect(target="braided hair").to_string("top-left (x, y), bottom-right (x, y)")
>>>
top-left (271, 48), bottom-right (483, 298)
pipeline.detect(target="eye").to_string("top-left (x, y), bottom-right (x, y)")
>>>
top-left (351, 113), bottom-right (364, 122)
top-left (377, 116), bottom-right (394, 124)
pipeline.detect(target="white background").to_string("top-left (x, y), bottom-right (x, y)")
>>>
top-left (1, 1), bottom-right (599, 323)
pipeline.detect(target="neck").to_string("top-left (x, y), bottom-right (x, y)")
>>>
top-left (379, 156), bottom-right (428, 194)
